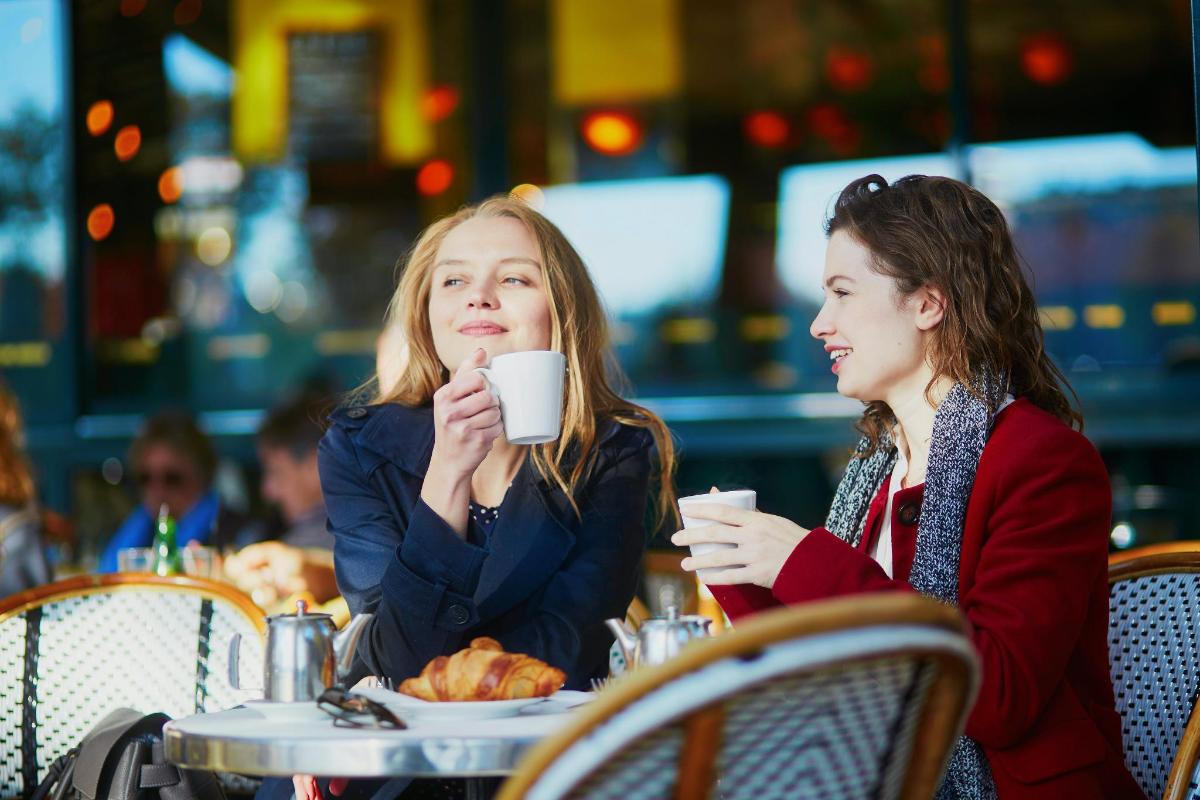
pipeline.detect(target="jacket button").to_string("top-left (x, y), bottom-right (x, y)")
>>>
top-left (898, 502), bottom-right (921, 527)
top-left (347, 407), bottom-right (367, 419)
top-left (448, 604), bottom-right (470, 625)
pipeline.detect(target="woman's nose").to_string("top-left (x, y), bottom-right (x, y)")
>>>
top-left (810, 302), bottom-right (833, 340)
top-left (467, 285), bottom-right (497, 308)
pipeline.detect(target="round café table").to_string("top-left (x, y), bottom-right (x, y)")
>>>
top-left (164, 695), bottom-right (586, 799)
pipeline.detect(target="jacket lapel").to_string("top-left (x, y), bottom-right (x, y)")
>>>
top-left (473, 460), bottom-right (575, 620)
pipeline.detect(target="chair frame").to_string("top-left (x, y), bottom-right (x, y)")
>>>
top-left (0, 573), bottom-right (267, 629)
top-left (498, 592), bottom-right (977, 800)
top-left (1109, 546), bottom-right (1200, 800)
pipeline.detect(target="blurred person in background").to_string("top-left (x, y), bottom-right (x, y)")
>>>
top-left (99, 411), bottom-right (260, 572)
top-left (0, 384), bottom-right (51, 597)
top-left (223, 393), bottom-right (339, 608)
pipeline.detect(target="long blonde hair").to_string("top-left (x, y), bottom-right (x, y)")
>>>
top-left (376, 196), bottom-right (678, 528)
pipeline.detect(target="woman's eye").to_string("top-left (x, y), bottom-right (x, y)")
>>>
top-left (832, 289), bottom-right (849, 298)
top-left (502, 276), bottom-right (529, 286)
top-left (442, 278), bottom-right (464, 287)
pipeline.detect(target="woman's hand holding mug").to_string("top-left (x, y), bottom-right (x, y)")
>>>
top-left (429, 348), bottom-right (504, 478)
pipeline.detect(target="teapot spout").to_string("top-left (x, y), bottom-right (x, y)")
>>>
top-left (333, 612), bottom-right (374, 681)
top-left (605, 617), bottom-right (637, 666)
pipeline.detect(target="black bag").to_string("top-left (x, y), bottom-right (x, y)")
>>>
top-left (30, 708), bottom-right (225, 800)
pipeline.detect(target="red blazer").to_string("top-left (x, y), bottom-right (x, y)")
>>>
top-left (710, 399), bottom-right (1145, 799)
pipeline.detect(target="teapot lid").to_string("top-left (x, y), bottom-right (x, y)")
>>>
top-left (642, 605), bottom-right (711, 628)
top-left (266, 598), bottom-right (333, 624)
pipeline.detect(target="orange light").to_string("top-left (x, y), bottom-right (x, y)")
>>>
top-left (580, 111), bottom-right (642, 157)
top-left (1021, 34), bottom-right (1072, 85)
top-left (416, 160), bottom-right (454, 196)
top-left (87, 204), bottom-right (115, 241)
top-left (158, 166), bottom-right (184, 203)
top-left (114, 125), bottom-right (142, 161)
top-left (174, 0), bottom-right (202, 26)
top-left (825, 47), bottom-right (874, 93)
top-left (120, 0), bottom-right (147, 17)
top-left (744, 111), bottom-right (790, 149)
top-left (422, 86), bottom-right (460, 122)
top-left (86, 101), bottom-right (114, 136)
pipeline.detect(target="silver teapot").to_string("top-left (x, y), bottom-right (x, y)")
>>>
top-left (605, 605), bottom-right (712, 670)
top-left (229, 599), bottom-right (373, 702)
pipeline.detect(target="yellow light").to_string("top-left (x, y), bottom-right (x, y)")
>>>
top-left (1083, 304), bottom-right (1124, 329)
top-left (739, 314), bottom-right (791, 342)
top-left (114, 125), bottom-right (142, 161)
top-left (661, 317), bottom-right (715, 344)
top-left (196, 227), bottom-right (232, 266)
top-left (581, 111), bottom-right (642, 156)
top-left (510, 183), bottom-right (545, 210)
top-left (87, 204), bottom-right (115, 241)
top-left (86, 101), bottom-right (114, 136)
top-left (1038, 306), bottom-right (1076, 331)
top-left (1152, 301), bottom-right (1196, 326)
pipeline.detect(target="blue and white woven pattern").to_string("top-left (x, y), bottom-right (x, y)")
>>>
top-left (525, 625), bottom-right (967, 800)
top-left (0, 586), bottom-right (263, 798)
top-left (1109, 571), bottom-right (1200, 800)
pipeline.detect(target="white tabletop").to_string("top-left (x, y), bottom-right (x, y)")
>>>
top-left (164, 693), bottom-right (588, 778)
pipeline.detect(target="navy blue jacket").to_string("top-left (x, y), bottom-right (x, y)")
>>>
top-left (318, 402), bottom-right (653, 689)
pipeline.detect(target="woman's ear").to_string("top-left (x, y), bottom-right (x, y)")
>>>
top-left (914, 286), bottom-right (946, 331)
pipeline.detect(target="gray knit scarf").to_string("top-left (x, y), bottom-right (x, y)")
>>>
top-left (825, 376), bottom-right (1007, 800)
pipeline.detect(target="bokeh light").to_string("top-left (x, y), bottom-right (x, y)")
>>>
top-left (1021, 33), bottom-right (1073, 85)
top-left (744, 111), bottom-right (790, 149)
top-left (416, 160), bottom-right (455, 196)
top-left (196, 226), bottom-right (232, 266)
top-left (825, 46), bottom-right (875, 92)
top-left (422, 85), bottom-right (460, 122)
top-left (581, 111), bottom-right (643, 157)
top-left (158, 167), bottom-right (184, 204)
top-left (86, 100), bottom-right (114, 136)
top-left (114, 125), bottom-right (142, 161)
top-left (174, 0), bottom-right (202, 26)
top-left (87, 204), bottom-right (115, 241)
top-left (120, 0), bottom-right (147, 17)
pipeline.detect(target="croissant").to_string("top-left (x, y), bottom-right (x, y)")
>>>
top-left (398, 637), bottom-right (566, 701)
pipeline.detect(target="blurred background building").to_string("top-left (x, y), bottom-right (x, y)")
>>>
top-left (0, 0), bottom-right (1197, 569)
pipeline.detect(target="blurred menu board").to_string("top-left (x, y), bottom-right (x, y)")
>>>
top-left (287, 31), bottom-right (380, 161)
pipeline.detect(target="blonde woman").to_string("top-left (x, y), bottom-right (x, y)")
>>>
top-left (327, 195), bottom-right (674, 678)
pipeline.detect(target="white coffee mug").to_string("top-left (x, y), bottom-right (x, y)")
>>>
top-left (474, 350), bottom-right (566, 445)
top-left (677, 489), bottom-right (756, 583)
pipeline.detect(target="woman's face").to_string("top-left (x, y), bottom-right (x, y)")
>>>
top-left (428, 215), bottom-right (553, 371)
top-left (809, 231), bottom-right (934, 406)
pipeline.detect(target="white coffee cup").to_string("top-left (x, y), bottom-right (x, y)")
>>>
top-left (474, 350), bottom-right (566, 445)
top-left (677, 489), bottom-right (756, 583)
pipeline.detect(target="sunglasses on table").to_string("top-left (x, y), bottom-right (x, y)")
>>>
top-left (317, 686), bottom-right (406, 729)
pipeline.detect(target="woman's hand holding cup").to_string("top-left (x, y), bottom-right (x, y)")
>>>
top-left (673, 487), bottom-right (812, 589)
top-left (429, 348), bottom-right (504, 478)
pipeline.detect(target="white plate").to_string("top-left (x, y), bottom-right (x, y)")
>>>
top-left (240, 700), bottom-right (325, 722)
top-left (354, 688), bottom-right (543, 720)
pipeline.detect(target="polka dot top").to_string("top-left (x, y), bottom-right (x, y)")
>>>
top-left (468, 501), bottom-right (501, 541)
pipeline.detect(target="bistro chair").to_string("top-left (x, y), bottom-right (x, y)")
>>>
top-left (1108, 544), bottom-right (1200, 800)
top-left (0, 574), bottom-right (265, 799)
top-left (499, 592), bottom-right (978, 800)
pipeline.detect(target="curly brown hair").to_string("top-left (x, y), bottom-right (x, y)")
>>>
top-left (0, 385), bottom-right (34, 507)
top-left (825, 174), bottom-right (1081, 454)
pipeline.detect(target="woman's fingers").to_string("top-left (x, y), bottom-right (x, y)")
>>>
top-left (678, 503), bottom-right (757, 525)
top-left (293, 775), bottom-right (321, 800)
top-left (695, 567), bottom-right (753, 586)
top-left (670, 523), bottom-right (741, 547)
top-left (680, 546), bottom-right (744, 572)
top-left (328, 778), bottom-right (350, 797)
top-left (443, 385), bottom-right (498, 423)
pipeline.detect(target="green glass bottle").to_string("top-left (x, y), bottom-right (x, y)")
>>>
top-left (152, 503), bottom-right (182, 576)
